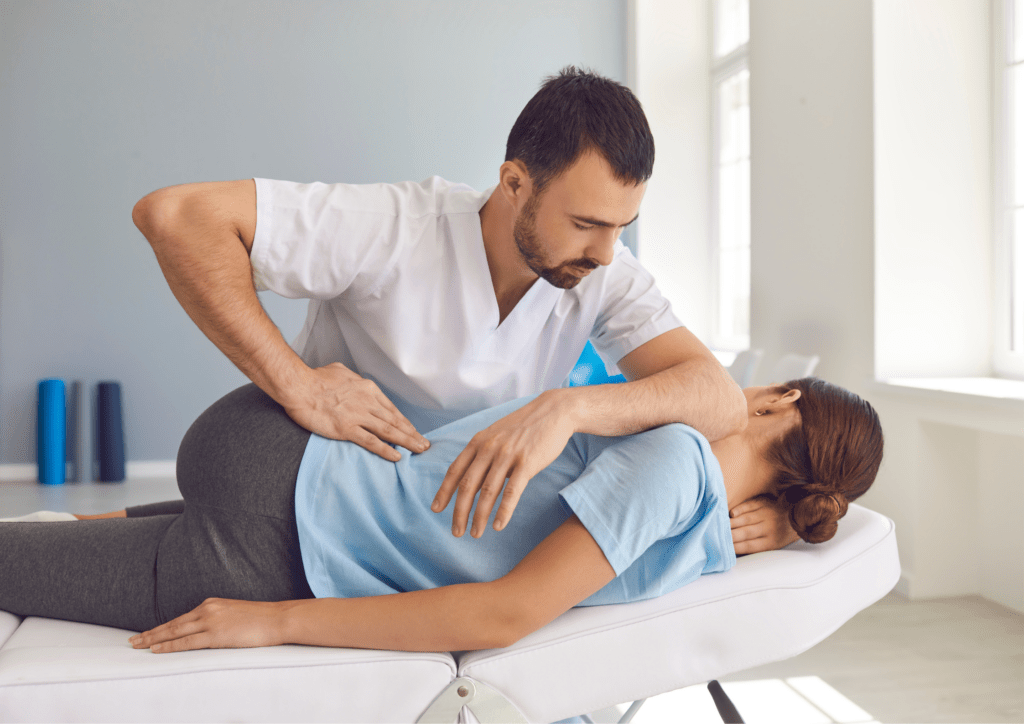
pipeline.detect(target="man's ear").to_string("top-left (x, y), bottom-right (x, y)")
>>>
top-left (498, 160), bottom-right (533, 210)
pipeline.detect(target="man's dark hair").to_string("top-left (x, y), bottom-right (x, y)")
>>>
top-left (505, 66), bottom-right (655, 193)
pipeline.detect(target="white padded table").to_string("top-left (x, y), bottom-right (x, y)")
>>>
top-left (0, 503), bottom-right (898, 723)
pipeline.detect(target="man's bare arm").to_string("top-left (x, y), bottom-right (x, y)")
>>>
top-left (132, 181), bottom-right (428, 460)
top-left (434, 327), bottom-right (748, 537)
top-left (576, 327), bottom-right (746, 441)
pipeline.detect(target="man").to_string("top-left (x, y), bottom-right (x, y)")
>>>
top-left (133, 67), bottom-right (797, 553)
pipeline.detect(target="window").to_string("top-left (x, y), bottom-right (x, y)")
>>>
top-left (711, 0), bottom-right (751, 351)
top-left (996, 0), bottom-right (1024, 378)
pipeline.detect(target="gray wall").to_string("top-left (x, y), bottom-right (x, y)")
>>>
top-left (0, 0), bottom-right (628, 464)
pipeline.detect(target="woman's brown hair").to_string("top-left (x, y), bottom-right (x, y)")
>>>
top-left (763, 378), bottom-right (884, 544)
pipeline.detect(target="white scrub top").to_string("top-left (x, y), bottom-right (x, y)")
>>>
top-left (251, 176), bottom-right (682, 432)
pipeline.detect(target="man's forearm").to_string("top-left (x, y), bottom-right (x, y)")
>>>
top-left (134, 187), bottom-right (310, 406)
top-left (564, 356), bottom-right (746, 442)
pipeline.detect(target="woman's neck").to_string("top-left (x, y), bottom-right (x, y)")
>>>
top-left (709, 434), bottom-right (775, 510)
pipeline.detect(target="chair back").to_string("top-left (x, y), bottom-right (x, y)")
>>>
top-left (727, 349), bottom-right (763, 387)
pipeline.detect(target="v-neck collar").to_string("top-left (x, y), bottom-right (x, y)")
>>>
top-left (460, 187), bottom-right (561, 337)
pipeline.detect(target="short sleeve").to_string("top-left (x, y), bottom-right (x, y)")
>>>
top-left (558, 424), bottom-right (709, 576)
top-left (589, 244), bottom-right (684, 366)
top-left (250, 178), bottom-right (437, 300)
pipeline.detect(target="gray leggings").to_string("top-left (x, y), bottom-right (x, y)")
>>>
top-left (0, 384), bottom-right (315, 632)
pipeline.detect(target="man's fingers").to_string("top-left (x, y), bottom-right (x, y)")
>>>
top-left (370, 392), bottom-right (430, 450)
top-left (450, 456), bottom-right (492, 537)
top-left (348, 427), bottom-right (402, 462)
top-left (470, 460), bottom-right (513, 538)
top-left (493, 468), bottom-right (529, 531)
top-left (434, 448), bottom-right (476, 513)
top-left (363, 413), bottom-right (429, 455)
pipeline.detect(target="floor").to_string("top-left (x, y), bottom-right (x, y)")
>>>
top-left (2, 478), bottom-right (1023, 724)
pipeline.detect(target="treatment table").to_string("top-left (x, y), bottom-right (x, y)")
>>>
top-left (0, 503), bottom-right (898, 723)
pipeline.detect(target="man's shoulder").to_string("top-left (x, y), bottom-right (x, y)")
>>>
top-left (360, 176), bottom-right (488, 220)
top-left (257, 176), bottom-right (489, 218)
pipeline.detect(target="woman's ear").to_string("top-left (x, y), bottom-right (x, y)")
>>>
top-left (780, 389), bottom-right (801, 404)
top-left (757, 388), bottom-right (802, 416)
top-left (498, 160), bottom-right (533, 210)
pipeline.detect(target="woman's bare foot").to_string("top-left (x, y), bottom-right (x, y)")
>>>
top-left (74, 510), bottom-right (128, 520)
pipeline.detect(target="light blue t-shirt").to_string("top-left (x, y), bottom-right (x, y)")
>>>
top-left (294, 396), bottom-right (735, 607)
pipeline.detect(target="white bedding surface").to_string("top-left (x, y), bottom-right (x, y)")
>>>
top-left (0, 503), bottom-right (898, 723)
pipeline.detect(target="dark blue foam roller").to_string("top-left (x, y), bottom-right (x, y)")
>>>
top-left (97, 381), bottom-right (125, 482)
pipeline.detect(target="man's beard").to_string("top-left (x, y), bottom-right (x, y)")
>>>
top-left (513, 193), bottom-right (598, 290)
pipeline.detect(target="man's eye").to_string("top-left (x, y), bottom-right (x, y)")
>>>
top-left (573, 222), bottom-right (594, 230)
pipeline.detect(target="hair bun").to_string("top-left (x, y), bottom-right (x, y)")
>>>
top-left (789, 492), bottom-right (844, 544)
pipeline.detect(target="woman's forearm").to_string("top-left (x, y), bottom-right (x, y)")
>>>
top-left (278, 580), bottom-right (521, 652)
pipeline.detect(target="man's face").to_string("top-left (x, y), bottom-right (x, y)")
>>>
top-left (512, 151), bottom-right (646, 289)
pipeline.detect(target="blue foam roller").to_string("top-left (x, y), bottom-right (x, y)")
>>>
top-left (97, 381), bottom-right (125, 482)
top-left (37, 379), bottom-right (66, 485)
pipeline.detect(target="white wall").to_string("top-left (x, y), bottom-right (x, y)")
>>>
top-left (870, 0), bottom-right (1023, 614)
top-left (747, 0), bottom-right (875, 389)
top-left (874, 0), bottom-right (993, 379)
top-left (632, 0), bottom-right (713, 343)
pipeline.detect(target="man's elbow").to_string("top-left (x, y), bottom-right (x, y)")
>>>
top-left (132, 188), bottom-right (183, 244)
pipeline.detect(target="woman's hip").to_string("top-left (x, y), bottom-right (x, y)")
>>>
top-left (175, 383), bottom-right (312, 519)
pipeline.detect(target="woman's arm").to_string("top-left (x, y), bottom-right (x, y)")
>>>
top-left (130, 515), bottom-right (615, 653)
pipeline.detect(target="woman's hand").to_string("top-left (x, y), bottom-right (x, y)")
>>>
top-left (730, 498), bottom-right (800, 555)
top-left (129, 598), bottom-right (285, 653)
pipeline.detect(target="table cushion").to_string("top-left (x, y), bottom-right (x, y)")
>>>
top-left (0, 617), bottom-right (456, 723)
top-left (456, 504), bottom-right (899, 723)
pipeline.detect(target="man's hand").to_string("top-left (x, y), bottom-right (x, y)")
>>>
top-left (284, 363), bottom-right (430, 463)
top-left (730, 497), bottom-right (800, 555)
top-left (431, 390), bottom-right (576, 538)
top-left (129, 598), bottom-right (284, 653)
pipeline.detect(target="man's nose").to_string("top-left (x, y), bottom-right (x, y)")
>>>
top-left (588, 231), bottom-right (618, 266)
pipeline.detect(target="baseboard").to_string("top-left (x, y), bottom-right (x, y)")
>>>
top-left (0, 464), bottom-right (36, 483)
top-left (125, 460), bottom-right (176, 479)
top-left (0, 461), bottom-right (176, 482)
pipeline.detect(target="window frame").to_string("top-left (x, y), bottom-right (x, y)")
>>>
top-left (709, 0), bottom-right (751, 352)
top-left (994, 0), bottom-right (1024, 379)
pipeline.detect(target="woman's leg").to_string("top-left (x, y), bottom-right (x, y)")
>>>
top-left (151, 383), bottom-right (315, 623)
top-left (0, 384), bottom-right (314, 630)
top-left (72, 500), bottom-right (184, 520)
top-left (127, 500), bottom-right (185, 517)
top-left (0, 515), bottom-right (176, 631)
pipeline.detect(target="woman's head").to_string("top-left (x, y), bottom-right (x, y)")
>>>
top-left (752, 378), bottom-right (883, 544)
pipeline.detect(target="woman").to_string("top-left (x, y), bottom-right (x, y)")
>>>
top-left (0, 377), bottom-right (882, 654)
